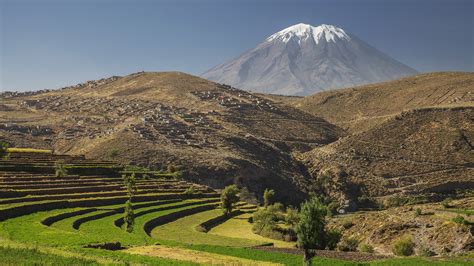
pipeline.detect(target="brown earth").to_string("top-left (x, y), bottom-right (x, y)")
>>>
top-left (1, 71), bottom-right (473, 208)
top-left (0, 72), bottom-right (343, 205)
top-left (300, 107), bottom-right (473, 209)
top-left (292, 72), bottom-right (474, 132)
top-left (329, 198), bottom-right (474, 256)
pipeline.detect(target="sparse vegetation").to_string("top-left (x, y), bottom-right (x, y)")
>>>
top-left (451, 215), bottom-right (467, 225)
top-left (415, 208), bottom-right (422, 216)
top-left (419, 246), bottom-right (435, 257)
top-left (442, 198), bottom-right (453, 209)
top-left (392, 235), bottom-right (415, 256)
top-left (220, 185), bottom-right (239, 215)
top-left (184, 185), bottom-right (199, 195)
top-left (337, 236), bottom-right (360, 252)
top-left (54, 160), bottom-right (68, 177)
top-left (358, 243), bottom-right (374, 253)
top-left (108, 148), bottom-right (119, 158)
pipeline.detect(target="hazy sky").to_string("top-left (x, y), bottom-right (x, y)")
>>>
top-left (1, 0), bottom-right (473, 91)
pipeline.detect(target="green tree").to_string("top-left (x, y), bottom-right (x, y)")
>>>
top-left (263, 188), bottom-right (275, 208)
top-left (54, 160), bottom-right (68, 177)
top-left (220, 185), bottom-right (239, 215)
top-left (123, 172), bottom-right (137, 197)
top-left (296, 197), bottom-right (328, 265)
top-left (123, 173), bottom-right (137, 232)
top-left (124, 199), bottom-right (134, 233)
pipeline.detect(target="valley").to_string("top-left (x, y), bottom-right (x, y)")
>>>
top-left (0, 71), bottom-right (472, 265)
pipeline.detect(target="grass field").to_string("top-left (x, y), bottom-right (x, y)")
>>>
top-left (6, 148), bottom-right (52, 153)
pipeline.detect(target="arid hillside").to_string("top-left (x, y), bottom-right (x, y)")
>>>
top-left (301, 107), bottom-right (473, 210)
top-left (0, 72), bottom-right (344, 204)
top-left (292, 72), bottom-right (474, 132)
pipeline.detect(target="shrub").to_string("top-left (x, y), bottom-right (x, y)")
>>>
top-left (358, 243), bottom-right (374, 253)
top-left (452, 215), bottom-right (467, 225)
top-left (220, 185), bottom-right (239, 215)
top-left (337, 236), bottom-right (360, 252)
top-left (108, 148), bottom-right (119, 158)
top-left (392, 235), bottom-right (415, 256)
top-left (415, 208), bottom-right (422, 217)
top-left (442, 198), bottom-right (452, 209)
top-left (326, 229), bottom-right (342, 250)
top-left (184, 185), bottom-right (200, 195)
top-left (54, 160), bottom-right (68, 177)
top-left (327, 201), bottom-right (340, 217)
top-left (252, 204), bottom-right (285, 235)
top-left (342, 219), bottom-right (354, 229)
top-left (167, 164), bottom-right (176, 173)
top-left (285, 207), bottom-right (299, 228)
top-left (419, 246), bottom-right (435, 257)
top-left (385, 195), bottom-right (409, 207)
top-left (263, 188), bottom-right (275, 208)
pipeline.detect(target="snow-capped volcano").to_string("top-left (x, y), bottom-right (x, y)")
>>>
top-left (266, 23), bottom-right (351, 44)
top-left (202, 23), bottom-right (417, 95)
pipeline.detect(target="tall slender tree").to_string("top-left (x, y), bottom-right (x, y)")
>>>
top-left (123, 172), bottom-right (137, 232)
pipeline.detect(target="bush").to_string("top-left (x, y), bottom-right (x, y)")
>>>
top-left (419, 246), bottom-right (435, 257)
top-left (327, 202), bottom-right (340, 217)
top-left (326, 229), bottom-right (342, 250)
top-left (358, 243), bottom-right (374, 253)
top-left (54, 160), bottom-right (68, 177)
top-left (342, 219), bottom-right (354, 229)
top-left (252, 204), bottom-right (285, 235)
top-left (285, 207), bottom-right (299, 228)
top-left (183, 185), bottom-right (198, 195)
top-left (442, 198), bottom-right (452, 208)
top-left (452, 215), bottom-right (467, 225)
top-left (167, 164), bottom-right (176, 173)
top-left (392, 235), bottom-right (415, 256)
top-left (108, 148), bottom-right (119, 158)
top-left (415, 208), bottom-right (422, 217)
top-left (385, 195), bottom-right (409, 208)
top-left (337, 236), bottom-right (360, 252)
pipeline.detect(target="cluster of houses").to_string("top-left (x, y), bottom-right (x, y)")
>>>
top-left (132, 106), bottom-right (222, 147)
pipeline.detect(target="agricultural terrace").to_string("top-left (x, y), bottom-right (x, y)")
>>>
top-left (0, 150), bottom-right (471, 265)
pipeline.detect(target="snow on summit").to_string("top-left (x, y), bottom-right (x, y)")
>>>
top-left (202, 23), bottom-right (417, 96)
top-left (266, 23), bottom-right (351, 44)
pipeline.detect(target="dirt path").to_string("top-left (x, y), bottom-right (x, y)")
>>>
top-left (125, 245), bottom-right (282, 265)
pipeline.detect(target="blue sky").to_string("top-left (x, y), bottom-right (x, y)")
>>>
top-left (1, 0), bottom-right (473, 91)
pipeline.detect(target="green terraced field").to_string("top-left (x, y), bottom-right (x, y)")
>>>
top-left (0, 151), bottom-right (472, 265)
